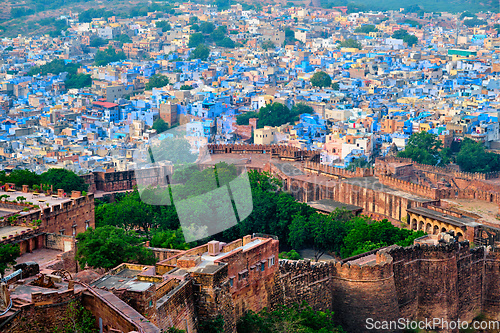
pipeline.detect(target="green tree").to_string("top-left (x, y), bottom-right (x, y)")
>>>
top-left (150, 228), bottom-right (190, 250)
top-left (256, 103), bottom-right (294, 128)
top-left (291, 103), bottom-right (314, 115)
top-left (456, 138), bottom-right (500, 173)
top-left (89, 37), bottom-right (107, 48)
top-left (236, 111), bottom-right (258, 125)
top-left (354, 24), bottom-right (378, 33)
top-left (403, 34), bottom-right (418, 47)
top-left (397, 132), bottom-right (448, 166)
top-left (57, 300), bottom-right (98, 333)
top-left (149, 135), bottom-right (198, 165)
top-left (460, 11), bottom-right (476, 19)
top-left (95, 192), bottom-right (155, 233)
top-left (115, 34), bottom-right (132, 44)
top-left (41, 169), bottom-right (88, 193)
top-left (65, 74), bottom-right (92, 89)
top-left (310, 71), bottom-right (332, 88)
top-left (494, 24), bottom-right (500, 34)
top-left (94, 46), bottom-right (126, 66)
top-left (339, 38), bottom-right (362, 49)
top-left (261, 40), bottom-right (275, 50)
top-left (152, 118), bottom-right (169, 133)
top-left (180, 85), bottom-right (193, 90)
top-left (155, 20), bottom-right (171, 32)
top-left (331, 82), bottom-right (340, 90)
top-left (210, 25), bottom-right (227, 41)
top-left (346, 157), bottom-right (370, 171)
top-left (146, 74), bottom-right (169, 90)
top-left (190, 44), bottom-right (210, 61)
top-left (392, 29), bottom-right (409, 39)
top-left (76, 226), bottom-right (155, 269)
top-left (199, 315), bottom-right (224, 333)
top-left (237, 301), bottom-right (344, 333)
top-left (2, 169), bottom-right (41, 188)
top-left (279, 249), bottom-right (301, 260)
top-left (341, 220), bottom-right (425, 258)
top-left (168, 328), bottom-right (186, 333)
top-left (79, 8), bottom-right (114, 23)
top-left (216, 37), bottom-right (235, 48)
top-left (236, 103), bottom-right (309, 128)
top-left (0, 244), bottom-right (20, 278)
top-left (188, 33), bottom-right (205, 48)
top-left (189, 16), bottom-right (199, 25)
top-left (463, 18), bottom-right (486, 27)
top-left (289, 212), bottom-right (347, 261)
top-left (200, 21), bottom-right (215, 34)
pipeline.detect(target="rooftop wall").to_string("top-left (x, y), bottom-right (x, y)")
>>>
top-left (304, 161), bottom-right (374, 178)
top-left (376, 156), bottom-right (500, 180)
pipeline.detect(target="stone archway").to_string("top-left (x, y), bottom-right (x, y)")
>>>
top-left (433, 225), bottom-right (440, 235)
top-left (457, 232), bottom-right (464, 241)
top-left (411, 219), bottom-right (418, 230)
top-left (426, 223), bottom-right (432, 234)
top-left (441, 227), bottom-right (447, 233)
top-left (419, 221), bottom-right (424, 231)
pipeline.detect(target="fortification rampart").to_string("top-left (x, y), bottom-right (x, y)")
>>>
top-left (274, 242), bottom-right (500, 333)
top-left (376, 157), bottom-right (500, 180)
top-left (207, 143), bottom-right (317, 160)
top-left (303, 161), bottom-right (374, 178)
top-left (379, 175), bottom-right (440, 199)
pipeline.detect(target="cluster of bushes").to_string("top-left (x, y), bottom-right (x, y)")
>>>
top-left (28, 59), bottom-right (91, 89)
top-left (0, 168), bottom-right (88, 193)
top-left (94, 46), bottom-right (126, 66)
top-left (236, 102), bottom-right (314, 128)
top-left (399, 132), bottom-right (500, 173)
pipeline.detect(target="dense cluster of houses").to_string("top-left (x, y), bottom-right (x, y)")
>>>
top-left (0, 3), bottom-right (499, 174)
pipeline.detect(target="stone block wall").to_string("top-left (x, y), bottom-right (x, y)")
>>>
top-left (1, 289), bottom-right (81, 333)
top-left (155, 280), bottom-right (197, 332)
top-left (303, 161), bottom-right (374, 178)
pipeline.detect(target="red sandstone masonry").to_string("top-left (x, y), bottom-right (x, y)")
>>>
top-left (303, 161), bottom-right (374, 178)
top-left (376, 157), bottom-right (500, 180)
top-left (379, 175), bottom-right (440, 199)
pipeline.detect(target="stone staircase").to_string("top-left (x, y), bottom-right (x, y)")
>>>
top-left (0, 298), bottom-right (29, 328)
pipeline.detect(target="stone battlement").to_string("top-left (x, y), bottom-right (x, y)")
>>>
top-left (379, 174), bottom-right (440, 199)
top-left (303, 161), bottom-right (374, 178)
top-left (376, 156), bottom-right (500, 180)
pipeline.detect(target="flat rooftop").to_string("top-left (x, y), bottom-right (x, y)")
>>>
top-left (0, 207), bottom-right (22, 217)
top-left (91, 275), bottom-right (154, 292)
top-left (307, 199), bottom-right (362, 213)
top-left (0, 226), bottom-right (32, 239)
top-left (442, 198), bottom-right (500, 227)
top-left (346, 254), bottom-right (377, 266)
top-left (194, 238), bottom-right (262, 270)
top-left (10, 277), bottom-right (86, 303)
top-left (2, 190), bottom-right (74, 209)
top-left (407, 206), bottom-right (478, 228)
top-left (342, 177), bottom-right (433, 203)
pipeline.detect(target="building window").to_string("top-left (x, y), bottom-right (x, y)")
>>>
top-left (229, 277), bottom-right (234, 287)
top-left (269, 256), bottom-right (275, 267)
top-left (239, 270), bottom-right (248, 280)
top-left (261, 262), bottom-right (265, 272)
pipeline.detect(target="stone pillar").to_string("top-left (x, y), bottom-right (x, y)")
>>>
top-left (58, 189), bottom-right (64, 197)
top-left (0, 283), bottom-right (10, 309)
top-left (22, 185), bottom-right (29, 193)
